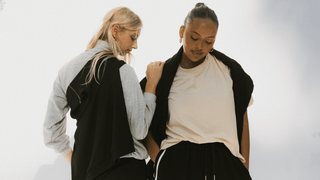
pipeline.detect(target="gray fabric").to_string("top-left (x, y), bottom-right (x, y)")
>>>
top-left (43, 40), bottom-right (156, 160)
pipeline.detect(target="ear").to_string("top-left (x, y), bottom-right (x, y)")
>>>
top-left (179, 25), bottom-right (185, 39)
top-left (112, 24), bottom-right (120, 37)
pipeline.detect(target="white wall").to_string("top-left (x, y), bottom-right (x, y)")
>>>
top-left (0, 0), bottom-right (319, 179)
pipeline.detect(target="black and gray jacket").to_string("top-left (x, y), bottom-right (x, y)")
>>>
top-left (43, 40), bottom-right (156, 179)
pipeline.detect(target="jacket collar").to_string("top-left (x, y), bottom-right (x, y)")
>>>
top-left (158, 46), bottom-right (184, 99)
top-left (91, 40), bottom-right (112, 52)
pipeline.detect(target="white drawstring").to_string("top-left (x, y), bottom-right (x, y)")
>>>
top-left (205, 174), bottom-right (216, 180)
top-left (154, 150), bottom-right (166, 180)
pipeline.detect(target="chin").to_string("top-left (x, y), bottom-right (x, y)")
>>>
top-left (187, 52), bottom-right (206, 62)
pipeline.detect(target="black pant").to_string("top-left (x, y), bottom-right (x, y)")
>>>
top-left (154, 141), bottom-right (252, 180)
top-left (94, 158), bottom-right (147, 180)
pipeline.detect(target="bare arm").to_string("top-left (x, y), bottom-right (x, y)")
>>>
top-left (241, 110), bottom-right (250, 170)
top-left (145, 131), bottom-right (160, 163)
top-left (143, 61), bottom-right (164, 162)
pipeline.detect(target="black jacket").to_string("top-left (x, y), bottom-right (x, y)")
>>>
top-left (66, 56), bottom-right (135, 180)
top-left (140, 47), bottom-right (254, 152)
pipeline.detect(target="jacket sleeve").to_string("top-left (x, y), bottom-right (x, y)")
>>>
top-left (120, 64), bottom-right (156, 140)
top-left (43, 75), bottom-right (72, 156)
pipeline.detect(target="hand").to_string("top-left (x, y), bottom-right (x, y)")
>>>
top-left (64, 150), bottom-right (73, 165)
top-left (145, 61), bottom-right (164, 94)
top-left (146, 61), bottom-right (164, 84)
top-left (145, 132), bottom-right (160, 163)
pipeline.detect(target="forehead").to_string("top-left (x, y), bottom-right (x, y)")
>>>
top-left (186, 18), bottom-right (218, 37)
top-left (127, 29), bottom-right (140, 37)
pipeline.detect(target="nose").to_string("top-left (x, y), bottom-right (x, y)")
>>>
top-left (132, 40), bottom-right (138, 49)
top-left (195, 41), bottom-right (202, 50)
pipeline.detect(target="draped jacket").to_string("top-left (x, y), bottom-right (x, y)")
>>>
top-left (140, 47), bottom-right (254, 152)
top-left (67, 56), bottom-right (134, 180)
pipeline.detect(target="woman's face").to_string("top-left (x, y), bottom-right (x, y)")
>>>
top-left (113, 26), bottom-right (139, 55)
top-left (180, 18), bottom-right (218, 62)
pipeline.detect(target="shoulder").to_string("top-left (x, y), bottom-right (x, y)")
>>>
top-left (119, 64), bottom-right (136, 76)
top-left (210, 50), bottom-right (253, 87)
top-left (119, 64), bottom-right (138, 82)
top-left (57, 51), bottom-right (96, 92)
top-left (58, 50), bottom-right (100, 81)
top-left (61, 50), bottom-right (96, 73)
top-left (210, 50), bottom-right (241, 68)
top-left (210, 50), bottom-right (251, 76)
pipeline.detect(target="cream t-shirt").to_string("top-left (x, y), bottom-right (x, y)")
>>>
top-left (160, 53), bottom-right (253, 162)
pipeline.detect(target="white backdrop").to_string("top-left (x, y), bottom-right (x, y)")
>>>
top-left (0, 0), bottom-right (319, 179)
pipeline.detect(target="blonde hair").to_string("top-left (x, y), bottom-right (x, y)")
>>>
top-left (86, 7), bottom-right (142, 84)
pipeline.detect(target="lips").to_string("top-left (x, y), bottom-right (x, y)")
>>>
top-left (192, 50), bottom-right (203, 56)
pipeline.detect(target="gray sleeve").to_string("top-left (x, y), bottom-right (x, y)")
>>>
top-left (43, 75), bottom-right (72, 156)
top-left (120, 64), bottom-right (156, 140)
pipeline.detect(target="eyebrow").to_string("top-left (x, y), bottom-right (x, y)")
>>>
top-left (191, 31), bottom-right (215, 39)
top-left (132, 32), bottom-right (139, 38)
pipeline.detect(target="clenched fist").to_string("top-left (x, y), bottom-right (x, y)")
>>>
top-left (145, 61), bottom-right (165, 94)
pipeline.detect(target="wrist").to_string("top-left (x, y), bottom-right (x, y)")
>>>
top-left (145, 82), bottom-right (157, 94)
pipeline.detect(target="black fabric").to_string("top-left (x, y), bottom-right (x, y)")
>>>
top-left (93, 158), bottom-right (147, 180)
top-left (146, 160), bottom-right (155, 180)
top-left (66, 55), bottom-right (135, 180)
top-left (140, 46), bottom-right (254, 152)
top-left (154, 141), bottom-right (252, 180)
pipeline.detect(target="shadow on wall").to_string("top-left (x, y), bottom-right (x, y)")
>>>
top-left (0, 0), bottom-right (6, 11)
top-left (33, 156), bottom-right (71, 180)
top-left (34, 138), bottom-right (74, 180)
top-left (261, 0), bottom-right (320, 87)
top-left (249, 1), bottom-right (320, 179)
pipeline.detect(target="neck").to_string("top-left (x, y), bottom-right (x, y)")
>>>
top-left (180, 53), bottom-right (206, 69)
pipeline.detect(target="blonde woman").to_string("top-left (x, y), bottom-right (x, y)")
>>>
top-left (43, 7), bottom-right (164, 180)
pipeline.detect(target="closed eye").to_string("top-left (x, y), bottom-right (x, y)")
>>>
top-left (191, 36), bottom-right (198, 41)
